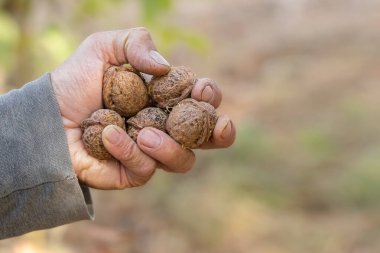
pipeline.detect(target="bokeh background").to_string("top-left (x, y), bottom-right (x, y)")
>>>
top-left (1, 0), bottom-right (380, 252)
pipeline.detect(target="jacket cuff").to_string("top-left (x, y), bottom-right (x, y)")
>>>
top-left (0, 73), bottom-right (93, 239)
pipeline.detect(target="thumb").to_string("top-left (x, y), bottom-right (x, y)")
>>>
top-left (125, 27), bottom-right (171, 76)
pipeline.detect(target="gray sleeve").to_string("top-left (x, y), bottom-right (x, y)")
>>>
top-left (0, 73), bottom-right (94, 239)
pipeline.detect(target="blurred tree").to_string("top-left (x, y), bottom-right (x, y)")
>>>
top-left (74, 0), bottom-right (124, 21)
top-left (141, 0), bottom-right (172, 24)
top-left (0, 0), bottom-right (208, 90)
top-left (1, 0), bottom-right (34, 88)
top-left (140, 0), bottom-right (208, 54)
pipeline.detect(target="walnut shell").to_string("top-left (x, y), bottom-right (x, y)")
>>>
top-left (148, 66), bottom-right (196, 109)
top-left (81, 109), bottom-right (126, 160)
top-left (103, 65), bottom-right (149, 117)
top-left (127, 107), bottom-right (168, 141)
top-left (166, 98), bottom-right (218, 149)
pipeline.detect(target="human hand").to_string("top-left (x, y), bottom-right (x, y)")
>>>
top-left (51, 28), bottom-right (236, 190)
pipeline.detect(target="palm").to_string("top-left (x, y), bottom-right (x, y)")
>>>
top-left (52, 34), bottom-right (161, 189)
top-left (57, 59), bottom-right (130, 189)
top-left (65, 124), bottom-right (126, 189)
top-left (51, 28), bottom-right (235, 190)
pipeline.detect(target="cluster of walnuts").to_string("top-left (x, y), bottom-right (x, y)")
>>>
top-left (81, 65), bottom-right (218, 160)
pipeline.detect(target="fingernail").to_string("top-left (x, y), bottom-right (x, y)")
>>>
top-left (103, 125), bottom-right (122, 144)
top-left (149, 50), bottom-right (170, 67)
top-left (201, 85), bottom-right (214, 102)
top-left (221, 119), bottom-right (232, 140)
top-left (139, 128), bottom-right (162, 148)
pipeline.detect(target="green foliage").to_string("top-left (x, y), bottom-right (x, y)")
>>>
top-left (148, 24), bottom-right (209, 55)
top-left (220, 123), bottom-right (274, 165)
top-left (141, 0), bottom-right (172, 24)
top-left (297, 127), bottom-right (337, 162)
top-left (139, 0), bottom-right (209, 54)
top-left (75, 0), bottom-right (123, 19)
top-left (0, 0), bottom-right (209, 87)
top-left (0, 11), bottom-right (18, 69)
top-left (198, 123), bottom-right (291, 208)
top-left (35, 26), bottom-right (75, 70)
top-left (340, 97), bottom-right (370, 122)
top-left (337, 151), bottom-right (380, 208)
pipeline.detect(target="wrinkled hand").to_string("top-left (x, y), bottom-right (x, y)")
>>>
top-left (50, 28), bottom-right (236, 190)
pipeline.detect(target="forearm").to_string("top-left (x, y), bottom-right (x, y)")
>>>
top-left (0, 73), bottom-right (93, 239)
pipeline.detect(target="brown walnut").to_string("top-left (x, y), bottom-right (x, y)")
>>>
top-left (81, 109), bottom-right (126, 160)
top-left (103, 65), bottom-right (149, 117)
top-left (148, 66), bottom-right (196, 109)
top-left (127, 107), bottom-right (168, 141)
top-left (166, 98), bottom-right (218, 149)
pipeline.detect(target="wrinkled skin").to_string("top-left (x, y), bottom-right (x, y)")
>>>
top-left (51, 28), bottom-right (236, 190)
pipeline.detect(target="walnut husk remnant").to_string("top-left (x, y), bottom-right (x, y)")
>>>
top-left (103, 65), bottom-right (149, 117)
top-left (82, 64), bottom-right (220, 160)
top-left (127, 107), bottom-right (168, 141)
top-left (148, 66), bottom-right (196, 109)
top-left (166, 98), bottom-right (218, 149)
top-left (81, 109), bottom-right (126, 160)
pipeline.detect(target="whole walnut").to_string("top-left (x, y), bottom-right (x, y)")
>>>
top-left (103, 65), bottom-right (149, 117)
top-left (81, 109), bottom-right (126, 160)
top-left (148, 66), bottom-right (196, 109)
top-left (166, 98), bottom-right (218, 149)
top-left (127, 107), bottom-right (168, 141)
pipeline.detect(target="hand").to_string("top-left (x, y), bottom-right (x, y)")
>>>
top-left (50, 28), bottom-right (236, 190)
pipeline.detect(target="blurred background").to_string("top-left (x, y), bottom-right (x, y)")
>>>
top-left (1, 0), bottom-right (380, 252)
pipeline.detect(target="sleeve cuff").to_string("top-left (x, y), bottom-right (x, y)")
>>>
top-left (0, 73), bottom-right (94, 239)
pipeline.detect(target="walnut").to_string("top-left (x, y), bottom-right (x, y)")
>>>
top-left (83, 64), bottom-right (220, 159)
top-left (81, 109), bottom-right (126, 160)
top-left (103, 65), bottom-right (149, 117)
top-left (148, 66), bottom-right (196, 109)
top-left (166, 98), bottom-right (218, 149)
top-left (127, 107), bottom-right (168, 141)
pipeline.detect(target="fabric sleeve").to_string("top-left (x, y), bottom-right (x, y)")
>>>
top-left (0, 73), bottom-right (94, 239)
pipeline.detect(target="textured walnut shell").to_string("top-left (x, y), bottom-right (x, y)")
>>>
top-left (81, 109), bottom-right (126, 160)
top-left (166, 98), bottom-right (217, 149)
top-left (148, 66), bottom-right (196, 108)
top-left (127, 107), bottom-right (168, 141)
top-left (103, 65), bottom-right (149, 117)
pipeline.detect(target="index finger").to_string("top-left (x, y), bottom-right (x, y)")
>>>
top-left (137, 127), bottom-right (196, 173)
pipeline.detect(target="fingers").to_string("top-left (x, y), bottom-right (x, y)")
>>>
top-left (191, 79), bottom-right (234, 148)
top-left (201, 115), bottom-right (236, 149)
top-left (137, 127), bottom-right (196, 173)
top-left (102, 125), bottom-right (156, 186)
top-left (125, 28), bottom-right (171, 76)
top-left (191, 78), bottom-right (222, 108)
top-left (84, 28), bottom-right (171, 76)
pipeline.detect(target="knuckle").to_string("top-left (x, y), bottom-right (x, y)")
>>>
top-left (85, 31), bottom-right (104, 43)
top-left (175, 154), bottom-right (196, 173)
top-left (134, 26), bottom-right (149, 33)
top-left (118, 139), bottom-right (138, 162)
top-left (83, 31), bottom-right (108, 50)
top-left (132, 27), bottom-right (151, 38)
top-left (115, 182), bottom-right (127, 190)
top-left (127, 163), bottom-right (156, 187)
top-left (130, 180), bottom-right (146, 188)
top-left (139, 162), bottom-right (156, 178)
top-left (128, 174), bottom-right (149, 188)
